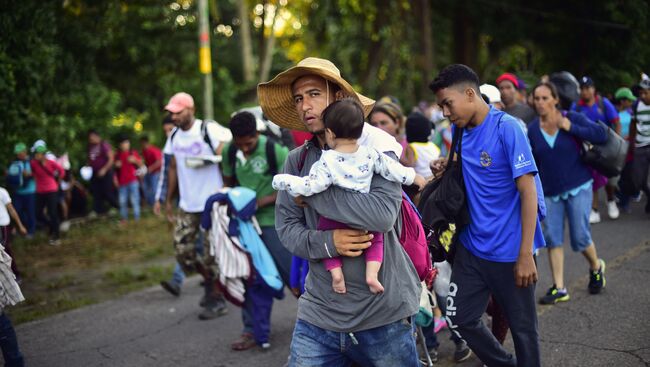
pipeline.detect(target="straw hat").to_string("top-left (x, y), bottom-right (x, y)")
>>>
top-left (257, 57), bottom-right (375, 132)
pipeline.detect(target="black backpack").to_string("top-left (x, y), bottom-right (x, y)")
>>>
top-left (226, 138), bottom-right (278, 186)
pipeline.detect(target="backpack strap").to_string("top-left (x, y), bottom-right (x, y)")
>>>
top-left (169, 127), bottom-right (179, 146)
top-left (227, 143), bottom-right (239, 185)
top-left (265, 139), bottom-right (278, 176)
top-left (297, 145), bottom-right (310, 173)
top-left (201, 120), bottom-right (216, 154)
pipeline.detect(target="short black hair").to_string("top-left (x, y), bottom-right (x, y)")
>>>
top-left (140, 135), bottom-right (150, 143)
top-left (229, 111), bottom-right (258, 138)
top-left (322, 98), bottom-right (364, 140)
top-left (162, 114), bottom-right (174, 125)
top-left (429, 64), bottom-right (481, 94)
top-left (87, 129), bottom-right (99, 137)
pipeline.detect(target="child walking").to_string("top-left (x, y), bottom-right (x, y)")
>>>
top-left (273, 98), bottom-right (425, 294)
top-left (114, 136), bottom-right (144, 223)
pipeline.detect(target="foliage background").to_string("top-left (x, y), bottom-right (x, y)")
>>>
top-left (1, 0), bottom-right (648, 171)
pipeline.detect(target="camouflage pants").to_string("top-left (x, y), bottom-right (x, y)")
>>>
top-left (173, 210), bottom-right (218, 278)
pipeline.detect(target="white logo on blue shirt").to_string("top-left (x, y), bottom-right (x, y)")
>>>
top-left (514, 153), bottom-right (532, 169)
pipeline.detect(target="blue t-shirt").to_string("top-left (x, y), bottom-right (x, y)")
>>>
top-left (570, 96), bottom-right (619, 128)
top-left (619, 109), bottom-right (632, 138)
top-left (459, 107), bottom-right (546, 262)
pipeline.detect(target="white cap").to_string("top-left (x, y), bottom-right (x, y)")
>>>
top-left (480, 84), bottom-right (502, 104)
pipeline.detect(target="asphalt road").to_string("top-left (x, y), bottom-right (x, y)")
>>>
top-left (13, 199), bottom-right (650, 367)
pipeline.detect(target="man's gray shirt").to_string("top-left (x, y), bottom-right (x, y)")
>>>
top-left (275, 141), bottom-right (420, 333)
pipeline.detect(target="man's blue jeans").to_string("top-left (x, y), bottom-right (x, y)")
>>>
top-left (0, 312), bottom-right (23, 367)
top-left (289, 318), bottom-right (419, 367)
top-left (143, 172), bottom-right (160, 206)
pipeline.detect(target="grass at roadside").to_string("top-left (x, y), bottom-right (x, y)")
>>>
top-left (6, 213), bottom-right (176, 325)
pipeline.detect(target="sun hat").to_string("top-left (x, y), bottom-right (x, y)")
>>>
top-left (479, 84), bottom-right (502, 104)
top-left (13, 143), bottom-right (26, 154)
top-left (164, 92), bottom-right (194, 113)
top-left (614, 87), bottom-right (637, 101)
top-left (257, 57), bottom-right (375, 132)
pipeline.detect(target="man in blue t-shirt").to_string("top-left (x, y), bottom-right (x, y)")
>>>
top-left (570, 76), bottom-right (621, 223)
top-left (429, 64), bottom-right (546, 367)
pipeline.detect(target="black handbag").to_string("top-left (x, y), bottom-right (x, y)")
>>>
top-left (417, 127), bottom-right (469, 264)
top-left (581, 120), bottom-right (628, 178)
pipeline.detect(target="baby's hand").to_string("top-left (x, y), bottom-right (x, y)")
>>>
top-left (414, 175), bottom-right (426, 191)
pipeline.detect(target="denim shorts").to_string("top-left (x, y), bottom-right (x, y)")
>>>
top-left (542, 187), bottom-right (593, 252)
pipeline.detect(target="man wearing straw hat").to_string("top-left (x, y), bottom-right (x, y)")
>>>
top-left (259, 57), bottom-right (420, 366)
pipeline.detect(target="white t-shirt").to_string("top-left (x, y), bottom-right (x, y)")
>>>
top-left (635, 101), bottom-right (650, 148)
top-left (358, 123), bottom-right (403, 158)
top-left (163, 119), bottom-right (232, 212)
top-left (0, 188), bottom-right (12, 226)
top-left (272, 146), bottom-right (416, 197)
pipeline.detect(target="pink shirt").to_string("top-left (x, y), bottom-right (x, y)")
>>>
top-left (30, 159), bottom-right (64, 194)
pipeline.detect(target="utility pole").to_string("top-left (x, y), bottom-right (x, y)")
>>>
top-left (198, 0), bottom-right (214, 120)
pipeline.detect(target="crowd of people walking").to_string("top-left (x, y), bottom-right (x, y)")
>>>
top-left (1, 56), bottom-right (649, 367)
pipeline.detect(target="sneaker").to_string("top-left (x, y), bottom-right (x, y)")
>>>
top-left (539, 285), bottom-right (570, 304)
top-left (607, 201), bottom-right (619, 219)
top-left (422, 347), bottom-right (438, 364)
top-left (632, 192), bottom-right (643, 202)
top-left (589, 209), bottom-right (601, 224)
top-left (160, 280), bottom-right (181, 297)
top-left (198, 301), bottom-right (228, 320)
top-left (454, 340), bottom-right (472, 362)
top-left (588, 259), bottom-right (606, 294)
top-left (48, 239), bottom-right (61, 246)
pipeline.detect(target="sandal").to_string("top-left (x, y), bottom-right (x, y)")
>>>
top-left (231, 333), bottom-right (257, 351)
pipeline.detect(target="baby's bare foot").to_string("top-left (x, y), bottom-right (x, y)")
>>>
top-left (331, 269), bottom-right (346, 294)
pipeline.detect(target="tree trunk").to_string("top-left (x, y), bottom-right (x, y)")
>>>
top-left (419, 0), bottom-right (434, 99)
top-left (259, 2), bottom-right (279, 83)
top-left (453, 4), bottom-right (479, 70)
top-left (237, 0), bottom-right (255, 83)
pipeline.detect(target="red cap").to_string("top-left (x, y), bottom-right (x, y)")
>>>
top-left (164, 92), bottom-right (194, 113)
top-left (496, 73), bottom-right (519, 89)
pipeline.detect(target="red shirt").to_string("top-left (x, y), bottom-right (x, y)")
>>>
top-left (115, 150), bottom-right (141, 186)
top-left (142, 145), bottom-right (162, 173)
top-left (30, 159), bottom-right (64, 194)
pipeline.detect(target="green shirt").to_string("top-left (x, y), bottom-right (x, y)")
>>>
top-left (222, 136), bottom-right (289, 227)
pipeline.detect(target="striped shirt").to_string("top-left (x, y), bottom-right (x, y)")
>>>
top-left (635, 101), bottom-right (650, 148)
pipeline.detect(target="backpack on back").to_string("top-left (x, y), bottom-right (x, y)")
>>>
top-left (6, 161), bottom-right (26, 191)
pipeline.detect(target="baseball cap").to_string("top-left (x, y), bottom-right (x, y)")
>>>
top-left (579, 76), bottom-right (595, 88)
top-left (480, 84), bottom-right (502, 104)
top-left (164, 92), bottom-right (194, 113)
top-left (14, 142), bottom-right (27, 154)
top-left (639, 79), bottom-right (650, 90)
top-left (614, 87), bottom-right (636, 101)
top-left (35, 145), bottom-right (47, 154)
top-left (31, 139), bottom-right (46, 153)
top-left (496, 73), bottom-right (519, 88)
